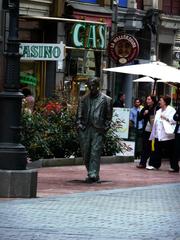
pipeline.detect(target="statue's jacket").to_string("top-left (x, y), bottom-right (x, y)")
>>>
top-left (76, 92), bottom-right (113, 132)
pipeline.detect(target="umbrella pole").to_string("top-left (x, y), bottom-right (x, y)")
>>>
top-left (152, 78), bottom-right (157, 95)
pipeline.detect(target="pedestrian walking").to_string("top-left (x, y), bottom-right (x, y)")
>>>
top-left (129, 98), bottom-right (144, 159)
top-left (147, 95), bottom-right (177, 171)
top-left (136, 95), bottom-right (158, 169)
top-left (76, 77), bottom-right (113, 183)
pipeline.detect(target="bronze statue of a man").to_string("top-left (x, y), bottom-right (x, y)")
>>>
top-left (76, 77), bottom-right (113, 183)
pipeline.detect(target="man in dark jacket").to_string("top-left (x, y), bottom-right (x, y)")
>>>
top-left (76, 77), bottom-right (113, 183)
top-left (172, 105), bottom-right (180, 172)
top-left (113, 92), bottom-right (125, 108)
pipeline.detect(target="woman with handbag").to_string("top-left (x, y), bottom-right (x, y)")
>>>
top-left (147, 95), bottom-right (177, 171)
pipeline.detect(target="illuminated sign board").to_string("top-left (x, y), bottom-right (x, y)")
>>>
top-left (108, 33), bottom-right (139, 64)
top-left (19, 42), bottom-right (65, 61)
top-left (20, 73), bottom-right (37, 86)
top-left (71, 23), bottom-right (106, 49)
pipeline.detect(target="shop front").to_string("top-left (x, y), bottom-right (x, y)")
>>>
top-left (19, 41), bottom-right (65, 99)
top-left (64, 1), bottom-right (112, 103)
top-left (18, 12), bottom-right (111, 104)
top-left (18, 17), bottom-right (59, 100)
top-left (66, 21), bottom-right (107, 103)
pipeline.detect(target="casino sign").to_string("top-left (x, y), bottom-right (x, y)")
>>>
top-left (108, 33), bottom-right (139, 64)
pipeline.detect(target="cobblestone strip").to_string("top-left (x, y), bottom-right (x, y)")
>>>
top-left (0, 183), bottom-right (180, 240)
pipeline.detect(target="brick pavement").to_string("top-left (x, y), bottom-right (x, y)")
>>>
top-left (37, 162), bottom-right (180, 197)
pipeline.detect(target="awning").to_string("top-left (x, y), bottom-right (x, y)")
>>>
top-left (20, 15), bottom-right (107, 25)
top-left (66, 1), bottom-right (113, 15)
top-left (66, 1), bottom-right (112, 27)
top-left (72, 10), bottom-right (112, 27)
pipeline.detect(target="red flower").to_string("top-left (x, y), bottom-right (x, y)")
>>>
top-left (43, 101), bottom-right (62, 114)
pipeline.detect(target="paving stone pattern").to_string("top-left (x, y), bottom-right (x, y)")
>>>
top-left (36, 162), bottom-right (180, 197)
top-left (0, 183), bottom-right (180, 240)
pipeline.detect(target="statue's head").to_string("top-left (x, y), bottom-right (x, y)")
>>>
top-left (87, 77), bottom-right (100, 96)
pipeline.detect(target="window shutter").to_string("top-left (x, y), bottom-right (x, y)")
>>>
top-left (172, 0), bottom-right (180, 15)
top-left (163, 0), bottom-right (180, 15)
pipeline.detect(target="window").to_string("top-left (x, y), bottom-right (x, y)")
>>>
top-left (163, 0), bottom-right (180, 15)
top-left (118, 0), bottom-right (127, 8)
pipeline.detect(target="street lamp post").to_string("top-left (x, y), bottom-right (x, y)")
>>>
top-left (0, 0), bottom-right (37, 198)
top-left (0, 0), bottom-right (27, 170)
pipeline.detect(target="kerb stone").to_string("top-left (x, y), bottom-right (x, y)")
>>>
top-left (0, 169), bottom-right (38, 198)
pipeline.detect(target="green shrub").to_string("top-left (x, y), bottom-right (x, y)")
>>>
top-left (21, 98), bottom-right (123, 161)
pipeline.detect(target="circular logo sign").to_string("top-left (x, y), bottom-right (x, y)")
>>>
top-left (108, 33), bottom-right (139, 64)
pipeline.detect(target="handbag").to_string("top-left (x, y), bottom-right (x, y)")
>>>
top-left (162, 120), bottom-right (176, 134)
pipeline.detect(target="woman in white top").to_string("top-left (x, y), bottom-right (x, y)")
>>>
top-left (147, 95), bottom-right (176, 171)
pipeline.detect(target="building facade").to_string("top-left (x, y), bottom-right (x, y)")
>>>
top-left (0, 0), bottom-right (180, 106)
top-left (111, 0), bottom-right (180, 106)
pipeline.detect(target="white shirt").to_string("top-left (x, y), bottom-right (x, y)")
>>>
top-left (150, 105), bottom-right (176, 141)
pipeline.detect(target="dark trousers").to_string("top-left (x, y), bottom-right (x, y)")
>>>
top-left (173, 133), bottom-right (180, 170)
top-left (135, 129), bottom-right (143, 158)
top-left (149, 138), bottom-right (178, 170)
top-left (139, 131), bottom-right (151, 166)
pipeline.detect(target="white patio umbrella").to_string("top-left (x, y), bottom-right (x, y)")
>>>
top-left (132, 76), bottom-right (160, 94)
top-left (104, 61), bottom-right (180, 94)
top-left (133, 76), bottom-right (154, 82)
top-left (103, 61), bottom-right (180, 82)
top-left (157, 78), bottom-right (180, 84)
